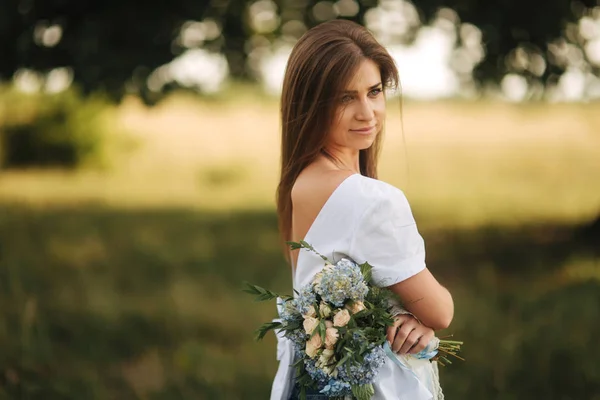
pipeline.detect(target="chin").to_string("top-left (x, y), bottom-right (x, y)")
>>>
top-left (355, 136), bottom-right (376, 150)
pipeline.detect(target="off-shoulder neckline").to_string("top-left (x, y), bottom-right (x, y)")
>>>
top-left (291, 173), bottom-right (361, 273)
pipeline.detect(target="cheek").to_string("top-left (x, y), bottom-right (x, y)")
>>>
top-left (332, 107), bottom-right (352, 131)
top-left (340, 107), bottom-right (355, 127)
top-left (328, 112), bottom-right (346, 142)
top-left (374, 97), bottom-right (386, 118)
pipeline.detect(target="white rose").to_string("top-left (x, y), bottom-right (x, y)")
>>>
top-left (305, 332), bottom-right (323, 358)
top-left (303, 317), bottom-right (319, 335)
top-left (303, 305), bottom-right (317, 319)
top-left (317, 348), bottom-right (335, 368)
top-left (346, 301), bottom-right (366, 315)
top-left (325, 327), bottom-right (339, 349)
top-left (319, 302), bottom-right (332, 318)
top-left (333, 309), bottom-right (351, 327)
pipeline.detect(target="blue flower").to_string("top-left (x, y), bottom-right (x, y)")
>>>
top-left (303, 358), bottom-right (329, 386)
top-left (286, 329), bottom-right (307, 348)
top-left (279, 298), bottom-right (300, 323)
top-left (319, 378), bottom-right (352, 397)
top-left (296, 284), bottom-right (318, 315)
top-left (336, 346), bottom-right (386, 386)
top-left (317, 258), bottom-right (368, 307)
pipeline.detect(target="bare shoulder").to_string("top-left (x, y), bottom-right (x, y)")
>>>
top-left (290, 167), bottom-right (356, 240)
top-left (292, 168), bottom-right (356, 209)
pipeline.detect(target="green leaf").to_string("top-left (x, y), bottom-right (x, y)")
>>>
top-left (254, 321), bottom-right (282, 341)
top-left (299, 240), bottom-right (312, 249)
top-left (292, 357), bottom-right (304, 367)
top-left (283, 320), bottom-right (302, 331)
top-left (300, 386), bottom-right (307, 400)
top-left (334, 353), bottom-right (351, 370)
top-left (353, 309), bottom-right (372, 319)
top-left (318, 320), bottom-right (326, 342)
top-left (352, 384), bottom-right (375, 400)
top-left (286, 241), bottom-right (303, 250)
top-left (287, 240), bottom-right (332, 263)
top-left (242, 282), bottom-right (282, 301)
top-left (359, 262), bottom-right (373, 283)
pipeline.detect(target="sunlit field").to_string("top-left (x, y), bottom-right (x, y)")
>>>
top-left (1, 94), bottom-right (598, 228)
top-left (0, 92), bottom-right (599, 399)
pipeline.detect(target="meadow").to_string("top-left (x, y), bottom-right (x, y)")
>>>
top-left (0, 92), bottom-right (599, 399)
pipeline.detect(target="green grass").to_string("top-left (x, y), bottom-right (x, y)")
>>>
top-left (0, 204), bottom-right (598, 399)
top-left (0, 92), bottom-right (599, 398)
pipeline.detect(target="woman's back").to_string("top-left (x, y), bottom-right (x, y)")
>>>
top-left (290, 163), bottom-right (357, 270)
top-left (275, 167), bottom-right (445, 399)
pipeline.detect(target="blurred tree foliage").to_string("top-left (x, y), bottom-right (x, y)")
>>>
top-left (0, 88), bottom-right (115, 169)
top-left (0, 0), bottom-right (598, 102)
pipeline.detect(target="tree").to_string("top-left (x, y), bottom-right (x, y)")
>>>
top-left (0, 0), bottom-right (598, 102)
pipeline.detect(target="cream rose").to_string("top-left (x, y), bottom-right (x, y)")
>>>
top-left (303, 317), bottom-right (319, 335)
top-left (303, 305), bottom-right (317, 319)
top-left (333, 309), bottom-right (351, 327)
top-left (325, 320), bottom-right (333, 329)
top-left (346, 301), bottom-right (366, 315)
top-left (319, 302), bottom-right (332, 318)
top-left (305, 332), bottom-right (323, 358)
top-left (325, 327), bottom-right (339, 349)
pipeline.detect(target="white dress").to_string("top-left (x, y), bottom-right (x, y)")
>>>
top-left (270, 173), bottom-right (444, 400)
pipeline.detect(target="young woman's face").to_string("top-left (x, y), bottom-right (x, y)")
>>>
top-left (327, 59), bottom-right (385, 153)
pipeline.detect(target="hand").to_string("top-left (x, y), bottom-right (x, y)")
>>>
top-left (386, 314), bottom-right (435, 355)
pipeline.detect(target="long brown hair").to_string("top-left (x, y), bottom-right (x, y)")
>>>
top-left (276, 19), bottom-right (400, 255)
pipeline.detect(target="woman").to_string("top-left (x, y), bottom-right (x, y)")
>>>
top-left (272, 19), bottom-right (454, 400)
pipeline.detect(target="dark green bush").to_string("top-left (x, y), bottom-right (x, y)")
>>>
top-left (0, 88), bottom-right (110, 169)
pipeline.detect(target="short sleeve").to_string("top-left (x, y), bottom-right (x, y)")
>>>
top-left (349, 188), bottom-right (426, 287)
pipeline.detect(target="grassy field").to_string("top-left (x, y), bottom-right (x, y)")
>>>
top-left (0, 93), bottom-right (599, 399)
top-left (1, 95), bottom-right (599, 227)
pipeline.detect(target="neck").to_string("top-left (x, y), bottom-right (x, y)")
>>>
top-left (321, 146), bottom-right (361, 174)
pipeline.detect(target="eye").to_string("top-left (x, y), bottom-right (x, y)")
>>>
top-left (369, 87), bottom-right (383, 97)
top-left (340, 94), bottom-right (353, 104)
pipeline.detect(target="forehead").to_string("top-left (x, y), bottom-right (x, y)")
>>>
top-left (344, 59), bottom-right (382, 90)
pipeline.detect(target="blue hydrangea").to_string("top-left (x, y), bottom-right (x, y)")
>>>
top-left (319, 378), bottom-right (352, 397)
top-left (293, 343), bottom-right (305, 360)
top-left (317, 258), bottom-right (368, 307)
top-left (303, 358), bottom-right (329, 386)
top-left (279, 298), bottom-right (300, 324)
top-left (286, 329), bottom-right (307, 348)
top-left (336, 346), bottom-right (387, 386)
top-left (296, 284), bottom-right (318, 315)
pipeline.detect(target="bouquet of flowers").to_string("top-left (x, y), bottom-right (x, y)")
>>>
top-left (245, 241), bottom-right (463, 400)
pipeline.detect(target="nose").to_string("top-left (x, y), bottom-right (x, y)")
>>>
top-left (355, 98), bottom-right (375, 121)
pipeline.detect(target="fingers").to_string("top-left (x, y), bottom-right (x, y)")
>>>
top-left (391, 319), bottom-right (418, 353)
top-left (398, 329), bottom-right (422, 355)
top-left (408, 330), bottom-right (434, 355)
top-left (386, 314), bottom-right (411, 344)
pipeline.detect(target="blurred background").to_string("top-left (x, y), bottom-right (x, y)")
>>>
top-left (0, 0), bottom-right (599, 399)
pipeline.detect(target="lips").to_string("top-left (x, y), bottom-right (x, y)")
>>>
top-left (350, 125), bottom-right (376, 133)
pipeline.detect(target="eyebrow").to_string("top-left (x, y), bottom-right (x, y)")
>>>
top-left (342, 82), bottom-right (382, 94)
